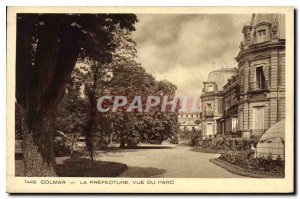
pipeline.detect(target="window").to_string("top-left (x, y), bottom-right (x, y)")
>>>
top-left (257, 29), bottom-right (267, 43)
top-left (206, 123), bottom-right (213, 136)
top-left (206, 103), bottom-right (212, 111)
top-left (232, 118), bottom-right (238, 133)
top-left (207, 84), bottom-right (214, 92)
top-left (255, 66), bottom-right (266, 90)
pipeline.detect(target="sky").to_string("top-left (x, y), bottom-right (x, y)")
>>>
top-left (131, 14), bottom-right (251, 96)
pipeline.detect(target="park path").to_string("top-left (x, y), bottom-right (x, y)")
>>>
top-left (97, 144), bottom-right (243, 178)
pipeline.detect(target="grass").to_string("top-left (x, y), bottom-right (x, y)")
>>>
top-left (190, 147), bottom-right (223, 154)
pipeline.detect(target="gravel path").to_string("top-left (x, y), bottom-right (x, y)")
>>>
top-left (98, 145), bottom-right (243, 178)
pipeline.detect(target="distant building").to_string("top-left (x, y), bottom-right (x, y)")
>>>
top-left (200, 68), bottom-right (237, 139)
top-left (236, 14), bottom-right (286, 138)
top-left (178, 113), bottom-right (201, 132)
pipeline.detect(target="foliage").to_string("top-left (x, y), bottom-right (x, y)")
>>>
top-left (199, 135), bottom-right (257, 151)
top-left (56, 21), bottom-right (179, 157)
top-left (16, 13), bottom-right (138, 128)
top-left (99, 53), bottom-right (179, 147)
top-left (179, 129), bottom-right (201, 146)
top-left (169, 136), bottom-right (179, 144)
top-left (219, 149), bottom-right (284, 176)
top-left (54, 137), bottom-right (71, 157)
top-left (16, 13), bottom-right (138, 175)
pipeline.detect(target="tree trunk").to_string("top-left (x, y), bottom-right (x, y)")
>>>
top-left (17, 16), bottom-right (82, 176)
top-left (22, 117), bottom-right (56, 176)
top-left (70, 133), bottom-right (79, 158)
top-left (21, 16), bottom-right (61, 176)
top-left (85, 99), bottom-right (96, 169)
top-left (120, 137), bottom-right (126, 148)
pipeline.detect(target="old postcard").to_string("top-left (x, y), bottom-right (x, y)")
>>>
top-left (7, 6), bottom-right (294, 193)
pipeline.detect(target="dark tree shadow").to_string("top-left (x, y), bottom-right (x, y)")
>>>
top-left (15, 158), bottom-right (128, 177)
top-left (126, 146), bottom-right (174, 149)
top-left (119, 166), bottom-right (166, 178)
top-left (55, 158), bottom-right (128, 177)
top-left (101, 145), bottom-right (175, 154)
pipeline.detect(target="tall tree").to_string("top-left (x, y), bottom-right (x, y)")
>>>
top-left (107, 63), bottom-right (157, 148)
top-left (70, 23), bottom-right (139, 165)
top-left (16, 14), bottom-right (137, 176)
top-left (139, 80), bottom-right (179, 144)
top-left (54, 73), bottom-right (88, 156)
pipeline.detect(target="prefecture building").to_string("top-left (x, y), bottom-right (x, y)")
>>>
top-left (201, 14), bottom-right (285, 140)
top-left (235, 14), bottom-right (285, 138)
top-left (200, 68), bottom-right (237, 139)
top-left (216, 75), bottom-right (240, 136)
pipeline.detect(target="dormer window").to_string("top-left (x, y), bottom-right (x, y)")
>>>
top-left (257, 29), bottom-right (267, 43)
top-left (207, 84), bottom-right (214, 92)
top-left (254, 22), bottom-right (271, 44)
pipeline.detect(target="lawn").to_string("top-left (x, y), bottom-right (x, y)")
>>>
top-left (190, 147), bottom-right (223, 154)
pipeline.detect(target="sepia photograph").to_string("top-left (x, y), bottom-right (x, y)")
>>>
top-left (6, 6), bottom-right (294, 193)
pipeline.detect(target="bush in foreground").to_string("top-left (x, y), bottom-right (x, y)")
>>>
top-left (219, 150), bottom-right (284, 177)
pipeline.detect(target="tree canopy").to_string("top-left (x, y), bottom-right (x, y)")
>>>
top-left (16, 13), bottom-right (138, 176)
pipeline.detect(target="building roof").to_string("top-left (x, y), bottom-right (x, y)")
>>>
top-left (246, 14), bottom-right (285, 42)
top-left (236, 14), bottom-right (285, 61)
top-left (206, 68), bottom-right (238, 91)
top-left (250, 14), bottom-right (285, 39)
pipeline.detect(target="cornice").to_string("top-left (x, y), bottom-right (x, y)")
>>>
top-left (236, 40), bottom-right (285, 62)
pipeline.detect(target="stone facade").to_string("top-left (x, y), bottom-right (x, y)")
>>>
top-left (202, 14), bottom-right (286, 140)
top-left (200, 68), bottom-right (237, 139)
top-left (217, 75), bottom-right (239, 136)
top-left (178, 113), bottom-right (201, 132)
top-left (236, 14), bottom-right (285, 138)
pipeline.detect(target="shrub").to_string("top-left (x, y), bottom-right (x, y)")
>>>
top-left (190, 134), bottom-right (200, 146)
top-left (169, 136), bottom-right (178, 144)
top-left (214, 135), bottom-right (225, 150)
top-left (54, 138), bottom-right (70, 157)
top-left (127, 135), bottom-right (140, 146)
top-left (179, 129), bottom-right (201, 146)
top-left (219, 149), bottom-right (284, 176)
top-left (201, 140), bottom-right (210, 148)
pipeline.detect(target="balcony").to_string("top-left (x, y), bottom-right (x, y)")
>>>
top-left (249, 81), bottom-right (269, 92)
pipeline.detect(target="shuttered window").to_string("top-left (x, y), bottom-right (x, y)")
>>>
top-left (253, 106), bottom-right (264, 130)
